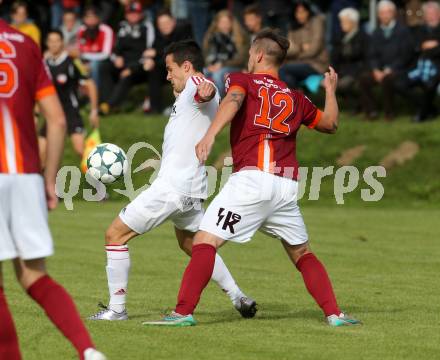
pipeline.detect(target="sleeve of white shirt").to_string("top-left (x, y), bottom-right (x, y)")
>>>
top-left (189, 76), bottom-right (218, 108)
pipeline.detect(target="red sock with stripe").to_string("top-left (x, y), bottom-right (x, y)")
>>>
top-left (27, 276), bottom-right (94, 359)
top-left (175, 244), bottom-right (216, 315)
top-left (295, 253), bottom-right (341, 317)
top-left (0, 286), bottom-right (21, 360)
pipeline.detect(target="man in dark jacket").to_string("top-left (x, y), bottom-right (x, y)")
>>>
top-left (99, 1), bottom-right (155, 114)
top-left (404, 1), bottom-right (440, 122)
top-left (359, 0), bottom-right (414, 120)
top-left (141, 8), bottom-right (193, 113)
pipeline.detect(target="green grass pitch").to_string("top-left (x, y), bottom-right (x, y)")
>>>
top-left (4, 201), bottom-right (440, 360)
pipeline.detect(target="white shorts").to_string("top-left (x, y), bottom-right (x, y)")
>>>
top-left (0, 174), bottom-right (53, 261)
top-left (199, 170), bottom-right (308, 245)
top-left (119, 179), bottom-right (204, 234)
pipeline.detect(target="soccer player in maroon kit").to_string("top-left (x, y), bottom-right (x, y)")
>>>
top-left (144, 29), bottom-right (361, 327)
top-left (0, 20), bottom-right (106, 359)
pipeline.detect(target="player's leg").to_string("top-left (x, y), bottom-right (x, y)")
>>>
top-left (174, 227), bottom-right (256, 317)
top-left (262, 176), bottom-right (360, 326)
top-left (281, 241), bottom-right (361, 326)
top-left (13, 257), bottom-right (106, 359)
top-left (88, 216), bottom-right (137, 320)
top-left (281, 241), bottom-right (340, 315)
top-left (91, 182), bottom-right (179, 320)
top-left (96, 216), bottom-right (137, 318)
top-left (177, 230), bottom-right (226, 316)
top-left (0, 262), bottom-right (22, 360)
top-left (144, 171), bottom-right (267, 326)
top-left (71, 133), bottom-right (85, 158)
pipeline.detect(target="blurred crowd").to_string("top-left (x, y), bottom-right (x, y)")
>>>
top-left (2, 0), bottom-right (440, 123)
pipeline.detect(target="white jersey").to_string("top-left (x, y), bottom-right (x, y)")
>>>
top-left (157, 75), bottom-right (220, 199)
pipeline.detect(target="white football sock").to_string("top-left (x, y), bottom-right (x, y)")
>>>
top-left (105, 244), bottom-right (130, 313)
top-left (211, 253), bottom-right (244, 305)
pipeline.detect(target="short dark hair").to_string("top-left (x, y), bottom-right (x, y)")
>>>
top-left (11, 1), bottom-right (27, 15)
top-left (294, 0), bottom-right (314, 16)
top-left (63, 8), bottom-right (77, 16)
top-left (156, 7), bottom-right (173, 19)
top-left (47, 29), bottom-right (64, 40)
top-left (83, 5), bottom-right (100, 18)
top-left (253, 28), bottom-right (290, 66)
top-left (163, 40), bottom-right (204, 72)
top-left (244, 4), bottom-right (262, 17)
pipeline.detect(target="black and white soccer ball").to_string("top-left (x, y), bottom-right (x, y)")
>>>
top-left (86, 143), bottom-right (128, 184)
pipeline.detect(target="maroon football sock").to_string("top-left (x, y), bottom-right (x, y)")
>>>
top-left (295, 253), bottom-right (341, 317)
top-left (175, 244), bottom-right (216, 315)
top-left (0, 286), bottom-right (21, 360)
top-left (27, 276), bottom-right (93, 359)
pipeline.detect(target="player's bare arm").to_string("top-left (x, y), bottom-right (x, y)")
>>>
top-left (38, 94), bottom-right (66, 210)
top-left (195, 88), bottom-right (245, 163)
top-left (196, 81), bottom-right (216, 102)
top-left (315, 66), bottom-right (339, 134)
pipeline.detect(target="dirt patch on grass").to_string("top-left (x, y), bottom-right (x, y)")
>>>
top-left (380, 141), bottom-right (420, 170)
top-left (337, 145), bottom-right (366, 166)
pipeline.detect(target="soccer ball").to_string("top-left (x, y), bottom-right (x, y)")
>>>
top-left (86, 143), bottom-right (128, 184)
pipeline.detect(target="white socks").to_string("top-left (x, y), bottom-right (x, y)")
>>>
top-left (211, 253), bottom-right (244, 305)
top-left (105, 246), bottom-right (242, 311)
top-left (105, 244), bottom-right (130, 313)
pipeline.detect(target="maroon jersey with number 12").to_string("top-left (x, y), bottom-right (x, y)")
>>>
top-left (225, 72), bottom-right (322, 181)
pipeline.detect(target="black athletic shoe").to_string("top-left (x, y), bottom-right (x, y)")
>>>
top-left (235, 297), bottom-right (258, 318)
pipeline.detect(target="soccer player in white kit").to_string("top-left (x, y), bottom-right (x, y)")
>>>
top-left (89, 40), bottom-right (256, 321)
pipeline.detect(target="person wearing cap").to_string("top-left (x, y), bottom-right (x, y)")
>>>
top-left (99, 1), bottom-right (155, 115)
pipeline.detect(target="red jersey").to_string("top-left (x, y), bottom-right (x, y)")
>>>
top-left (0, 20), bottom-right (56, 174)
top-left (77, 24), bottom-right (114, 61)
top-left (225, 72), bottom-right (322, 180)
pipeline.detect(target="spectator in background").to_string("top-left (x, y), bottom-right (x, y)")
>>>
top-left (187, 0), bottom-right (211, 46)
top-left (404, 1), bottom-right (440, 122)
top-left (328, 0), bottom-right (362, 44)
top-left (143, 8), bottom-right (193, 113)
top-left (332, 8), bottom-right (368, 92)
top-left (60, 9), bottom-right (81, 57)
top-left (359, 0), bottom-right (413, 121)
top-left (404, 0), bottom-right (424, 29)
top-left (10, 1), bottom-right (41, 46)
top-left (203, 10), bottom-right (249, 96)
top-left (51, 0), bottom-right (81, 29)
top-left (39, 30), bottom-right (99, 162)
top-left (99, 1), bottom-right (155, 114)
top-left (243, 3), bottom-right (264, 43)
top-left (260, 0), bottom-right (292, 35)
top-left (279, 1), bottom-right (329, 89)
top-left (77, 6), bottom-right (114, 88)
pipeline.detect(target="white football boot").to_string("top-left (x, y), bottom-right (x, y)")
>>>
top-left (88, 303), bottom-right (128, 321)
